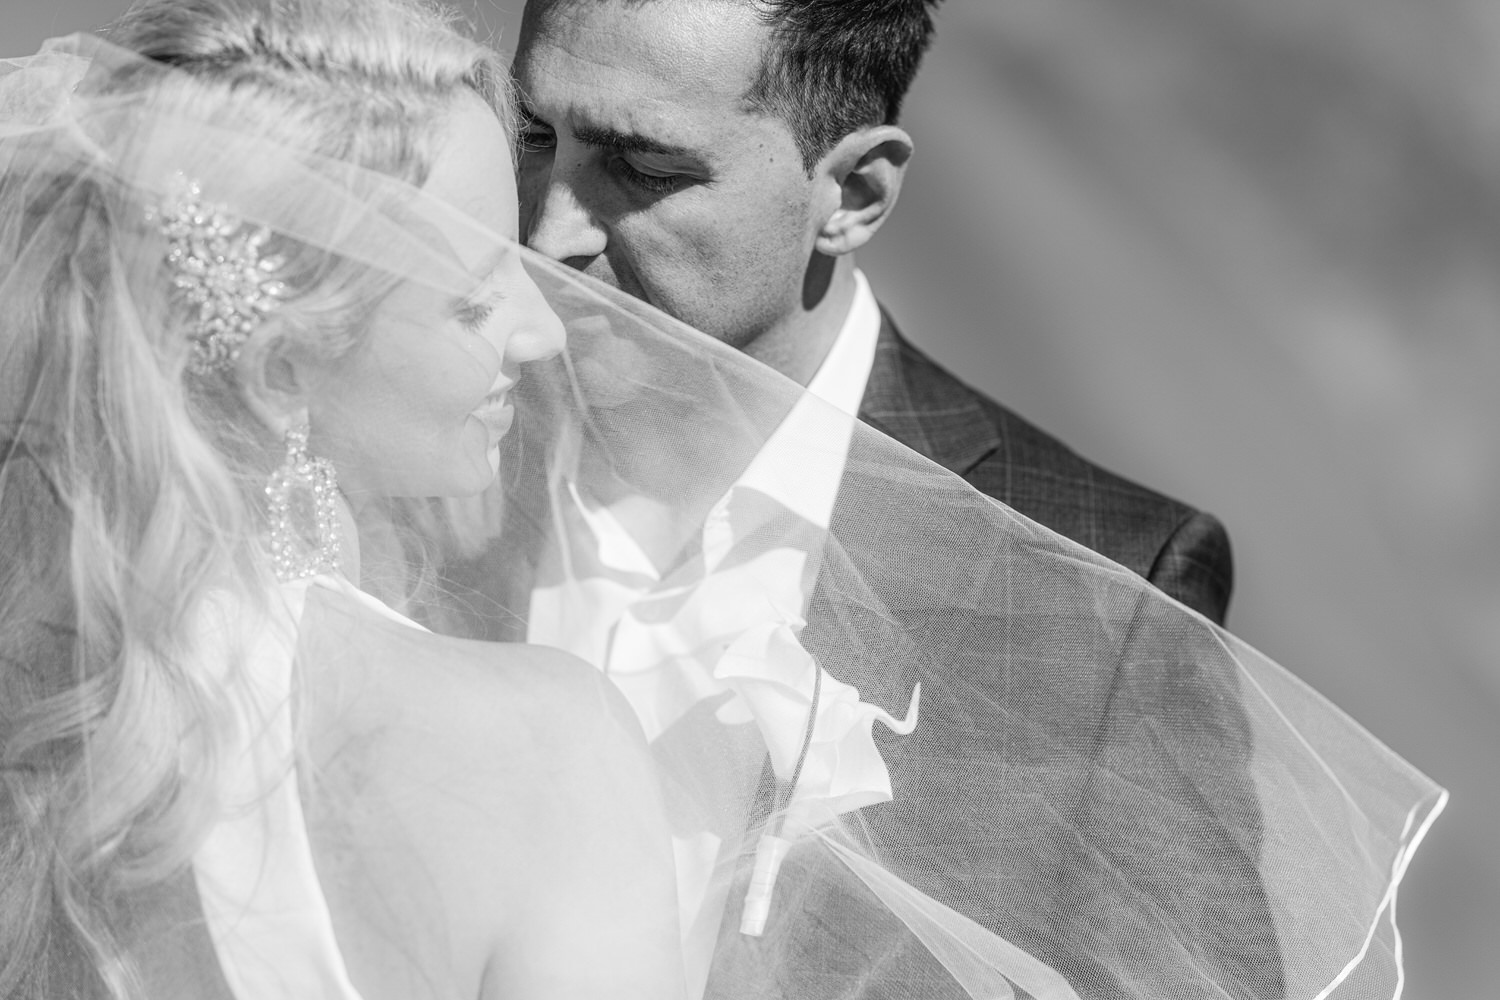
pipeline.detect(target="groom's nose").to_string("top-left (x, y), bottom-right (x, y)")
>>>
top-left (519, 159), bottom-right (609, 271)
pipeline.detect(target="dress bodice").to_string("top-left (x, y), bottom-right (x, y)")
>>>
top-left (190, 577), bottom-right (418, 1000)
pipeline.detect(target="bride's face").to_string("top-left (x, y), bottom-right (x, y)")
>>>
top-left (307, 96), bottom-right (565, 502)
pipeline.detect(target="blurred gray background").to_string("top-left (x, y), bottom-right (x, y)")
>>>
top-left (6, 1), bottom-right (1497, 996)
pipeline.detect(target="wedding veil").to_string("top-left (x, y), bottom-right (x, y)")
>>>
top-left (0, 33), bottom-right (1444, 1000)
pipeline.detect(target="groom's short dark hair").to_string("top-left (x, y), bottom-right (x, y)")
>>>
top-left (745, 0), bottom-right (944, 171)
top-left (524, 0), bottom-right (942, 171)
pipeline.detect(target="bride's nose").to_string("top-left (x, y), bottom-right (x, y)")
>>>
top-left (502, 263), bottom-right (567, 365)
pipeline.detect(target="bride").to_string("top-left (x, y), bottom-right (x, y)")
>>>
top-left (0, 1), bottom-right (1446, 999)
top-left (0, 2), bottom-right (684, 998)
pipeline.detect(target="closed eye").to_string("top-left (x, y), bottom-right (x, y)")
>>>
top-left (455, 288), bottom-right (507, 332)
top-left (609, 156), bottom-right (683, 195)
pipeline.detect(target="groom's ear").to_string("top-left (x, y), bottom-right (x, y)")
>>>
top-left (812, 124), bottom-right (913, 257)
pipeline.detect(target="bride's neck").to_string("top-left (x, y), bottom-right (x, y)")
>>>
top-left (341, 496), bottom-right (422, 612)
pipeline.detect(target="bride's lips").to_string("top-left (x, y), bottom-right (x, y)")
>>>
top-left (473, 394), bottom-right (514, 440)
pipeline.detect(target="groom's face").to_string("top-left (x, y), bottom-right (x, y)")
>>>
top-left (513, 0), bottom-right (824, 352)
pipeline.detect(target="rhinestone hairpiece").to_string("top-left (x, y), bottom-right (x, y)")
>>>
top-left (149, 173), bottom-right (287, 375)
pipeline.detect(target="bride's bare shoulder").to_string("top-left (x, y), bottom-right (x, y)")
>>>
top-left (307, 614), bottom-right (654, 866)
top-left (335, 627), bottom-right (633, 756)
top-left (298, 586), bottom-right (640, 754)
top-left (298, 596), bottom-right (673, 997)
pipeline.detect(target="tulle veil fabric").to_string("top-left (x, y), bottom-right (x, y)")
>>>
top-left (0, 34), bottom-right (1445, 1000)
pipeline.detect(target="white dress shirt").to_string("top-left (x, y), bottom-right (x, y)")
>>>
top-left (525, 269), bottom-right (908, 995)
top-left (526, 268), bottom-right (882, 666)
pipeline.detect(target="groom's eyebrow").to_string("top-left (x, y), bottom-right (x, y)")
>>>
top-left (572, 123), bottom-right (696, 159)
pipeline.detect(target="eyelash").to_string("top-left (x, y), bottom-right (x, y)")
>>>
top-left (609, 158), bottom-right (681, 195)
top-left (518, 125), bottom-right (554, 154)
top-left (457, 295), bottom-right (501, 332)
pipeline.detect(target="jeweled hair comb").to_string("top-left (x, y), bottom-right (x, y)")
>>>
top-left (149, 173), bottom-right (287, 374)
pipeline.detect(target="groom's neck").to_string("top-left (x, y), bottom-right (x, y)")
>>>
top-left (740, 253), bottom-right (858, 388)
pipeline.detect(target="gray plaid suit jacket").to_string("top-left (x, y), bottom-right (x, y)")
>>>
top-left (858, 312), bottom-right (1233, 624)
top-left (708, 312), bottom-right (1281, 1000)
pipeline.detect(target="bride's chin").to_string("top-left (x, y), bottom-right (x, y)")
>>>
top-left (468, 435), bottom-right (504, 485)
top-left (457, 417), bottom-right (505, 482)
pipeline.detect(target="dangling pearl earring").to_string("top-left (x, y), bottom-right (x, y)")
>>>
top-left (265, 421), bottom-right (341, 582)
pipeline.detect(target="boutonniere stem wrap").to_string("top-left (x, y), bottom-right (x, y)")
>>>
top-left (718, 620), bottom-right (921, 936)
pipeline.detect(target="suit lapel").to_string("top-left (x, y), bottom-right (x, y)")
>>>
top-left (857, 310), bottom-right (1002, 476)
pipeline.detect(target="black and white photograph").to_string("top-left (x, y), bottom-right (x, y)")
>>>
top-left (2, 1), bottom-right (1494, 998)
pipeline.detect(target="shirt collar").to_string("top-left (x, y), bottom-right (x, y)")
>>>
top-left (538, 270), bottom-right (882, 584)
top-left (805, 269), bottom-right (880, 416)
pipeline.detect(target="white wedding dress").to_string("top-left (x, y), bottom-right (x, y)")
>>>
top-left (187, 577), bottom-right (377, 1000)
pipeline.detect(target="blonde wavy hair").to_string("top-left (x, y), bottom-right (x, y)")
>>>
top-left (0, 1), bottom-right (507, 996)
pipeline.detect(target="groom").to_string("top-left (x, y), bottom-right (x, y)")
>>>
top-left (510, 1), bottom-right (1279, 997)
top-left (510, 0), bottom-right (1233, 625)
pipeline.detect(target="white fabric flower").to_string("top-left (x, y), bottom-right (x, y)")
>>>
top-left (714, 619), bottom-right (920, 836)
